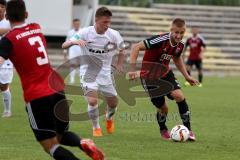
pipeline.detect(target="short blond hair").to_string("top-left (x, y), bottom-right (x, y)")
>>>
top-left (172, 18), bottom-right (186, 28)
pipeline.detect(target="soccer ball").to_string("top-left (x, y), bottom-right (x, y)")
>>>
top-left (170, 125), bottom-right (190, 142)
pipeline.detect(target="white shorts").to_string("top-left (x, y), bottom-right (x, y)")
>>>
top-left (80, 81), bottom-right (117, 97)
top-left (0, 60), bottom-right (13, 84)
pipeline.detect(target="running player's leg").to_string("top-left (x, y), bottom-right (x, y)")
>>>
top-left (186, 59), bottom-right (193, 76)
top-left (170, 89), bottom-right (196, 141)
top-left (165, 71), bottom-right (191, 130)
top-left (101, 84), bottom-right (118, 134)
top-left (153, 97), bottom-right (171, 140)
top-left (25, 94), bottom-right (81, 160)
top-left (0, 64), bottom-right (13, 117)
top-left (86, 91), bottom-right (102, 137)
top-left (170, 89), bottom-right (191, 130)
top-left (55, 93), bottom-right (104, 160)
top-left (81, 80), bottom-right (102, 137)
top-left (0, 83), bottom-right (12, 117)
top-left (141, 78), bottom-right (170, 140)
top-left (196, 60), bottom-right (203, 85)
top-left (40, 137), bottom-right (80, 160)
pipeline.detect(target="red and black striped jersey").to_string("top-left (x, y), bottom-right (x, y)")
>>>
top-left (141, 33), bottom-right (184, 78)
top-left (185, 34), bottom-right (206, 60)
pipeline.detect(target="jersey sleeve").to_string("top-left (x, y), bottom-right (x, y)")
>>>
top-left (0, 37), bottom-right (13, 59)
top-left (115, 31), bottom-right (124, 50)
top-left (143, 35), bottom-right (163, 49)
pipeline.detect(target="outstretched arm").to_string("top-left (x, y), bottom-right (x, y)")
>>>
top-left (62, 39), bottom-right (87, 49)
top-left (173, 56), bottom-right (199, 86)
top-left (62, 31), bottom-right (86, 49)
top-left (128, 41), bottom-right (146, 80)
top-left (113, 49), bottom-right (125, 72)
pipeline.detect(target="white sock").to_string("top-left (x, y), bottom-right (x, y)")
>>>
top-left (2, 89), bottom-right (11, 113)
top-left (49, 144), bottom-right (60, 157)
top-left (88, 104), bottom-right (100, 129)
top-left (106, 106), bottom-right (117, 120)
top-left (70, 68), bottom-right (76, 83)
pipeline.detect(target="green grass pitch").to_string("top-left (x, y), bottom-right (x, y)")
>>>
top-left (1, 73), bottom-right (240, 159)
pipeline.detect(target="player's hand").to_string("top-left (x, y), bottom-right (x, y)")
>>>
top-left (112, 64), bottom-right (124, 74)
top-left (0, 56), bottom-right (5, 65)
top-left (185, 76), bottom-right (199, 86)
top-left (128, 71), bottom-right (138, 80)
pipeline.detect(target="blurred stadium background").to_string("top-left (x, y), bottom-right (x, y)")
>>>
top-left (1, 0), bottom-right (240, 160)
top-left (26, 0), bottom-right (240, 75)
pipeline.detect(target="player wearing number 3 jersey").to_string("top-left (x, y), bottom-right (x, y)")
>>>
top-left (0, 1), bottom-right (104, 160)
top-left (0, 23), bottom-right (64, 102)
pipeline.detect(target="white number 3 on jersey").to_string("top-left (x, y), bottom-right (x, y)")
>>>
top-left (28, 36), bottom-right (49, 65)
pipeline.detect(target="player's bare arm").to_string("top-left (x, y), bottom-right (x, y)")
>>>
top-left (62, 39), bottom-right (87, 49)
top-left (113, 49), bottom-right (125, 72)
top-left (0, 56), bottom-right (4, 65)
top-left (128, 41), bottom-right (146, 80)
top-left (0, 28), bottom-right (9, 36)
top-left (173, 56), bottom-right (198, 85)
top-left (182, 43), bottom-right (189, 61)
top-left (200, 46), bottom-right (206, 59)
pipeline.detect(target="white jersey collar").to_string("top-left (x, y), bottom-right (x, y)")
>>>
top-left (12, 23), bottom-right (28, 29)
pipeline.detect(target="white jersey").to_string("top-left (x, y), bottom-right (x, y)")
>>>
top-left (0, 18), bottom-right (13, 84)
top-left (70, 26), bottom-right (124, 85)
top-left (66, 29), bottom-right (81, 59)
top-left (0, 18), bottom-right (13, 69)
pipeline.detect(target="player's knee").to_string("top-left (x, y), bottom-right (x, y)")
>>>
top-left (160, 103), bottom-right (168, 114)
top-left (108, 102), bottom-right (118, 108)
top-left (107, 97), bottom-right (118, 108)
top-left (40, 137), bottom-right (59, 154)
top-left (151, 97), bottom-right (165, 109)
top-left (88, 99), bottom-right (98, 106)
top-left (171, 90), bottom-right (185, 102)
top-left (0, 84), bottom-right (9, 91)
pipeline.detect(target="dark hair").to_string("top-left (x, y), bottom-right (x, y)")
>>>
top-left (73, 18), bottom-right (80, 22)
top-left (0, 0), bottom-right (6, 6)
top-left (172, 18), bottom-right (185, 28)
top-left (95, 7), bottom-right (112, 18)
top-left (6, 0), bottom-right (26, 22)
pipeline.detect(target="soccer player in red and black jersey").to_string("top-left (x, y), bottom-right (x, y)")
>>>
top-left (184, 26), bottom-right (206, 87)
top-left (128, 18), bottom-right (198, 141)
top-left (0, 0), bottom-right (104, 160)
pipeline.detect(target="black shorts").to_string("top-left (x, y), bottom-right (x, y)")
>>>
top-left (141, 70), bottom-right (181, 107)
top-left (26, 91), bottom-right (69, 141)
top-left (186, 59), bottom-right (202, 70)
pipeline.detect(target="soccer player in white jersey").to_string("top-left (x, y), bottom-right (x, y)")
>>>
top-left (62, 7), bottom-right (125, 137)
top-left (0, 0), bottom-right (13, 118)
top-left (63, 19), bottom-right (82, 84)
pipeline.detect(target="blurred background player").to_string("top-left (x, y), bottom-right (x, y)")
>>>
top-left (62, 6), bottom-right (125, 137)
top-left (184, 26), bottom-right (206, 87)
top-left (0, 0), bottom-right (13, 118)
top-left (128, 18), bottom-right (198, 141)
top-left (63, 18), bottom-right (81, 84)
top-left (0, 0), bottom-right (104, 159)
